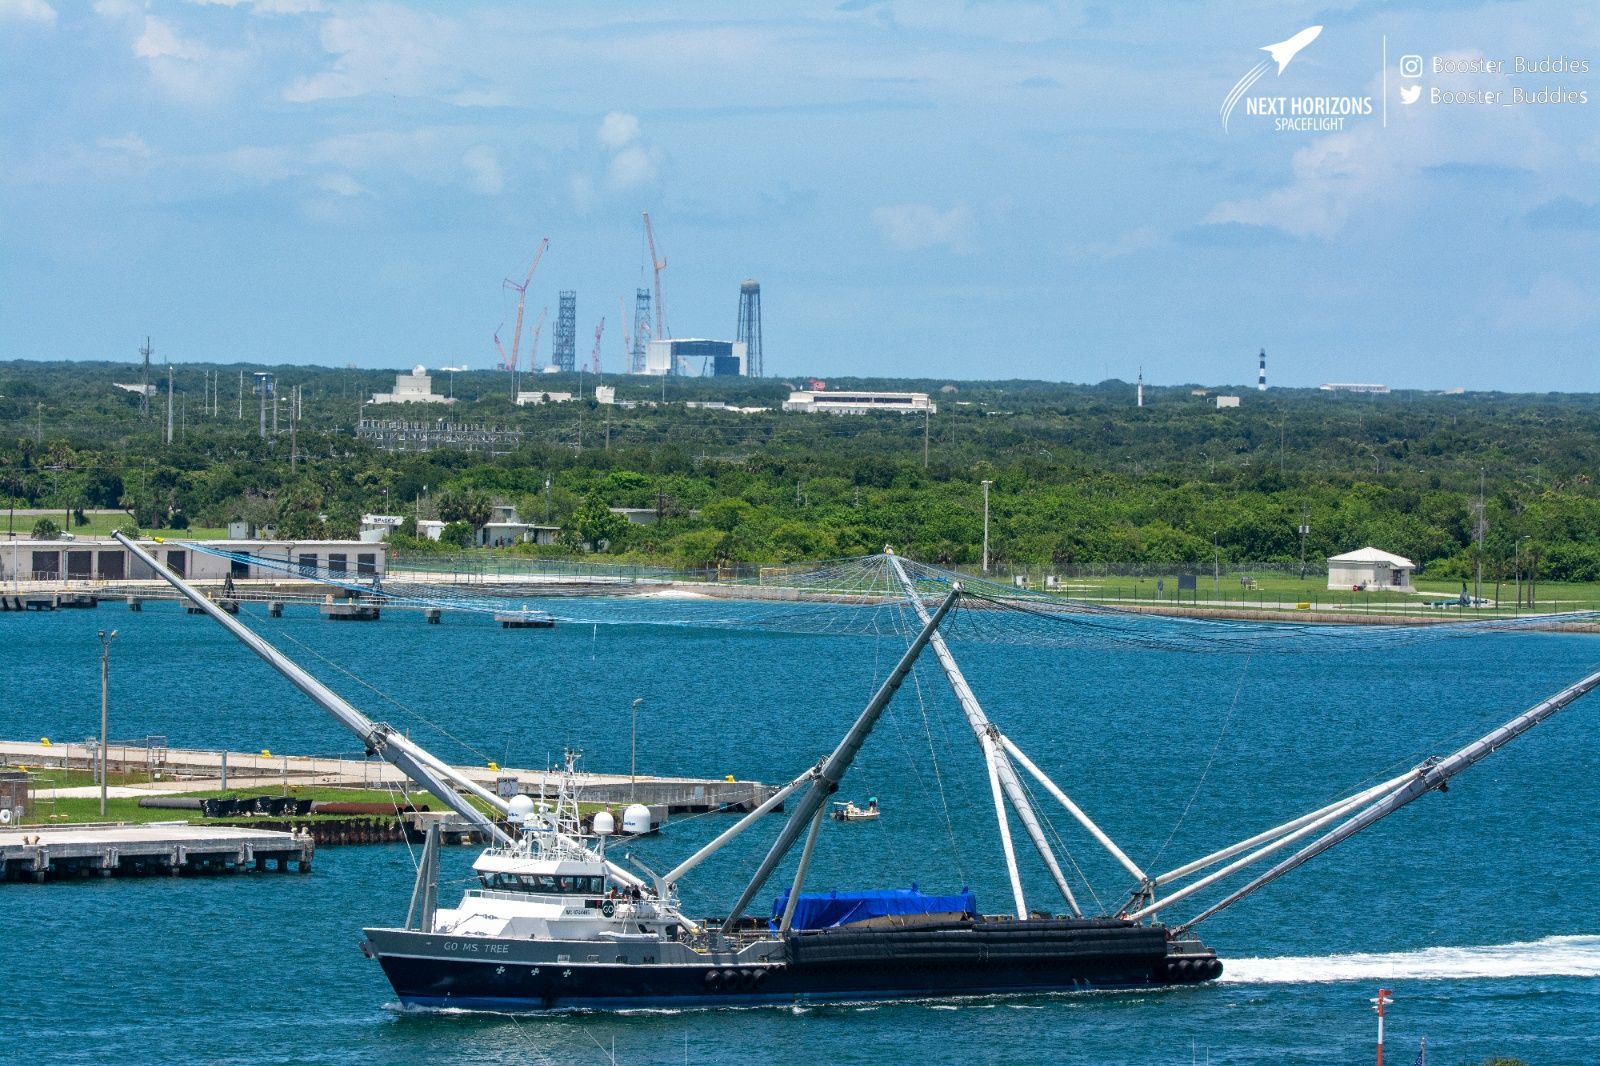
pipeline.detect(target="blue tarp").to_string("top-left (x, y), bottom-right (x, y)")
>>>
top-left (770, 885), bottom-right (978, 931)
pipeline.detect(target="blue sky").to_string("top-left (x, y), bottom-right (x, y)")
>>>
top-left (1, 0), bottom-right (1595, 390)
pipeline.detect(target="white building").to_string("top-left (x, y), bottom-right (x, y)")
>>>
top-left (783, 390), bottom-right (935, 415)
top-left (477, 504), bottom-right (559, 547)
top-left (1319, 383), bottom-right (1391, 395)
top-left (515, 390), bottom-right (574, 406)
top-left (1, 538), bottom-right (385, 584)
top-left (1327, 546), bottom-right (1415, 591)
top-left (371, 365), bottom-right (455, 405)
top-left (1215, 395), bottom-right (1241, 409)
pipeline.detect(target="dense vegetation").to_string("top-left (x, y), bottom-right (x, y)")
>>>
top-left (3, 359), bottom-right (1598, 580)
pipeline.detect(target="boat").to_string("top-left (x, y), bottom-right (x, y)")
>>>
top-left (830, 798), bottom-right (880, 821)
top-left (115, 534), bottom-right (1600, 1012)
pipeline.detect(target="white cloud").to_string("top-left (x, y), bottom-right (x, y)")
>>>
top-left (184, 0), bottom-right (325, 12)
top-left (607, 145), bottom-right (659, 191)
top-left (0, 0), bottom-right (56, 24)
top-left (315, 172), bottom-right (365, 197)
top-left (1498, 274), bottom-right (1599, 331)
top-left (871, 202), bottom-right (973, 251)
top-left (96, 132), bottom-right (152, 158)
top-left (597, 111), bottom-right (641, 151)
top-left (284, 5), bottom-right (460, 103)
top-left (135, 16), bottom-right (207, 61)
top-left (461, 145), bottom-right (504, 195)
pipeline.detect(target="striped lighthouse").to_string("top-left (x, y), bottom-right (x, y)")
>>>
top-left (1257, 348), bottom-right (1267, 391)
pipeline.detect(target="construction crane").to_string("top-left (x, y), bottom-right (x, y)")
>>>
top-left (590, 318), bottom-right (605, 375)
top-left (642, 212), bottom-right (668, 340)
top-left (618, 296), bottom-right (631, 369)
top-left (527, 307), bottom-right (547, 370)
top-left (492, 324), bottom-right (509, 370)
top-left (502, 238), bottom-right (549, 374)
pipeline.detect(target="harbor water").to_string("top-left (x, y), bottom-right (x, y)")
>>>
top-left (3, 599), bottom-right (1599, 1063)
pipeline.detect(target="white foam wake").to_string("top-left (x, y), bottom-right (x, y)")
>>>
top-left (1221, 935), bottom-right (1600, 984)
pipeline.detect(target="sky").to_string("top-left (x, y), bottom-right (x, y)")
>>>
top-left (1, 0), bottom-right (1596, 391)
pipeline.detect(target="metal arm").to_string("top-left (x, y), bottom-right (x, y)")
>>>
top-left (1175, 667), bottom-right (1600, 934)
top-left (663, 768), bottom-right (814, 886)
top-left (112, 532), bottom-right (516, 848)
top-left (720, 586), bottom-right (959, 928)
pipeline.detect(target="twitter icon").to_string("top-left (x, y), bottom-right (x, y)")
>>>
top-left (1400, 84), bottom-right (1422, 105)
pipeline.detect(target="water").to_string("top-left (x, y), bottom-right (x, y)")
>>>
top-left (3, 600), bottom-right (1598, 1063)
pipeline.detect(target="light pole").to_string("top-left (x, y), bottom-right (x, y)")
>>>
top-left (98, 629), bottom-right (118, 817)
top-left (630, 698), bottom-right (643, 801)
top-left (981, 480), bottom-right (993, 574)
top-left (1515, 535), bottom-right (1529, 612)
top-left (1212, 532), bottom-right (1220, 599)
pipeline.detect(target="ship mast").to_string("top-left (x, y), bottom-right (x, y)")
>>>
top-left (887, 551), bottom-right (1149, 917)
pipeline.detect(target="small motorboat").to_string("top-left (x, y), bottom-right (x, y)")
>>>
top-left (831, 797), bottom-right (880, 822)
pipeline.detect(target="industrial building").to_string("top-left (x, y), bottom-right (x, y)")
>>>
top-left (645, 339), bottom-right (748, 377)
top-left (1320, 383), bottom-right (1391, 394)
top-left (370, 366), bottom-right (454, 405)
top-left (1327, 547), bottom-right (1415, 591)
top-left (1215, 395), bottom-right (1241, 409)
top-left (1, 538), bottom-right (385, 584)
top-left (783, 389), bottom-right (935, 415)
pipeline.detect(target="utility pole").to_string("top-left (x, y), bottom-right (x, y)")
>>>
top-left (923, 406), bottom-right (930, 469)
top-left (1212, 532), bottom-right (1220, 598)
top-left (98, 629), bottom-right (118, 818)
top-left (1474, 468), bottom-right (1485, 607)
top-left (630, 698), bottom-right (643, 801)
top-left (237, 370), bottom-right (243, 420)
top-left (165, 364), bottom-right (174, 445)
top-left (981, 479), bottom-right (993, 574)
top-left (1298, 508), bottom-right (1310, 579)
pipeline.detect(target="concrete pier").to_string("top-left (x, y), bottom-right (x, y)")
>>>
top-left (320, 603), bottom-right (380, 621)
top-left (0, 823), bottom-right (313, 883)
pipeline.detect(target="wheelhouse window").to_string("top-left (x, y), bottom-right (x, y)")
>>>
top-left (479, 872), bottom-right (605, 893)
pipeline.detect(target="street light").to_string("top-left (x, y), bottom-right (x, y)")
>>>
top-left (630, 698), bottom-right (644, 801)
top-left (981, 480), bottom-right (993, 574)
top-left (98, 629), bottom-right (118, 817)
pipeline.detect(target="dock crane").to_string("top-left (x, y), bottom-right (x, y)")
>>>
top-left (642, 213), bottom-right (668, 341)
top-left (502, 238), bottom-right (549, 374)
top-left (590, 318), bottom-right (605, 375)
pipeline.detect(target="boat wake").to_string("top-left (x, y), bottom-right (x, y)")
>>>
top-left (1221, 935), bottom-right (1600, 984)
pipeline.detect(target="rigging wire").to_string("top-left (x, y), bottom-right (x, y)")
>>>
top-left (1147, 651), bottom-right (1253, 871)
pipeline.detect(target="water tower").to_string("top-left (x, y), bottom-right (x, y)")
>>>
top-left (736, 280), bottom-right (762, 377)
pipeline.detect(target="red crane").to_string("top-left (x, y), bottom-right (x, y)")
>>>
top-left (590, 318), bottom-right (605, 375)
top-left (502, 238), bottom-right (549, 374)
top-left (642, 212), bottom-right (667, 340)
top-left (492, 324), bottom-right (509, 371)
top-left (527, 307), bottom-right (547, 370)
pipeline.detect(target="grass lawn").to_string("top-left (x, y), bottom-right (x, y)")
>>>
top-left (20, 781), bottom-right (441, 827)
top-left (1034, 570), bottom-right (1600, 616)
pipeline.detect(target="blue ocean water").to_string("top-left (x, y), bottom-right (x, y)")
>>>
top-left (3, 599), bottom-right (1599, 1064)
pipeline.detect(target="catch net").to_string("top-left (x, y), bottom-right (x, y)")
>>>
top-left (177, 542), bottom-right (1598, 655)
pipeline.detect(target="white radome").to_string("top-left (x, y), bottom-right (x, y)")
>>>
top-left (506, 794), bottom-right (536, 822)
top-left (622, 803), bottom-right (652, 834)
top-left (592, 810), bottom-right (616, 835)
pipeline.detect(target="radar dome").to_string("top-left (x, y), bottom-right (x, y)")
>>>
top-left (592, 810), bottom-right (616, 835)
top-left (506, 794), bottom-right (535, 822)
top-left (622, 803), bottom-right (652, 834)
